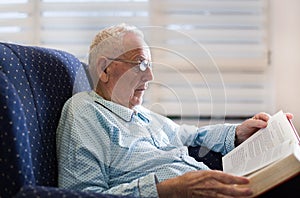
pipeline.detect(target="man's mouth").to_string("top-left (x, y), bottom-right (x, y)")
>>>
top-left (136, 85), bottom-right (148, 91)
top-left (135, 88), bottom-right (145, 92)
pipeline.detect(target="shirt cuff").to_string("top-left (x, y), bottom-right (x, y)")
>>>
top-left (224, 124), bottom-right (238, 153)
top-left (138, 173), bottom-right (159, 198)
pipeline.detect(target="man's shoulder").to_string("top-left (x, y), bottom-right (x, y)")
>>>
top-left (71, 91), bottom-right (90, 98)
top-left (68, 91), bottom-right (92, 101)
top-left (63, 91), bottom-right (93, 109)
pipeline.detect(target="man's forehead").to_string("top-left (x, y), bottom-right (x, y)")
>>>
top-left (116, 32), bottom-right (150, 59)
top-left (123, 48), bottom-right (149, 58)
top-left (123, 32), bottom-right (147, 48)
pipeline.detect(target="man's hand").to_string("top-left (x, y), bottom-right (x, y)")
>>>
top-left (235, 112), bottom-right (293, 146)
top-left (156, 170), bottom-right (253, 198)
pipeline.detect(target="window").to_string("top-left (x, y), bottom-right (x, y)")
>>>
top-left (144, 0), bottom-right (270, 123)
top-left (0, 0), bottom-right (33, 43)
top-left (0, 0), bottom-right (270, 123)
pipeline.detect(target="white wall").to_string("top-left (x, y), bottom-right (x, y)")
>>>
top-left (270, 0), bottom-right (300, 130)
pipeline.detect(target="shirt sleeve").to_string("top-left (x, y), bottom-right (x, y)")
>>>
top-left (147, 110), bottom-right (238, 155)
top-left (56, 98), bottom-right (159, 198)
top-left (175, 123), bottom-right (238, 155)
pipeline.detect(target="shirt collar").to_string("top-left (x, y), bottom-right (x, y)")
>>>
top-left (90, 90), bottom-right (150, 123)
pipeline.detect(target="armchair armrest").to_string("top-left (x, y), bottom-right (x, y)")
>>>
top-left (188, 146), bottom-right (223, 170)
top-left (15, 185), bottom-right (132, 198)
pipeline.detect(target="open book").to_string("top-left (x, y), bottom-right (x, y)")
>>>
top-left (222, 110), bottom-right (300, 197)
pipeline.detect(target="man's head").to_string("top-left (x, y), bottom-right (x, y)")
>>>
top-left (88, 23), bottom-right (153, 109)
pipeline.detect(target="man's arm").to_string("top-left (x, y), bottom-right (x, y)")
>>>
top-left (169, 123), bottom-right (237, 155)
top-left (149, 111), bottom-right (236, 155)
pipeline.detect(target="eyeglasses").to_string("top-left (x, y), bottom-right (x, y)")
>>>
top-left (106, 57), bottom-right (152, 72)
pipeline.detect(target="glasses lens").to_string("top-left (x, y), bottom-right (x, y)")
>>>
top-left (139, 60), bottom-right (151, 71)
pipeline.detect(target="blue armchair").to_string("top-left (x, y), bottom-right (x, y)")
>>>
top-left (0, 42), bottom-right (130, 198)
top-left (0, 42), bottom-right (225, 198)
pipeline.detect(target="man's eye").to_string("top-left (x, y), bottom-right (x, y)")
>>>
top-left (139, 61), bottom-right (147, 71)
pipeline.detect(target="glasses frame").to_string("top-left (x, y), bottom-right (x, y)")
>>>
top-left (106, 57), bottom-right (152, 72)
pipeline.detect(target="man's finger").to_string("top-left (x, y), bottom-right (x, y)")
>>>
top-left (252, 112), bottom-right (270, 122)
top-left (286, 113), bottom-right (293, 120)
top-left (210, 171), bottom-right (250, 185)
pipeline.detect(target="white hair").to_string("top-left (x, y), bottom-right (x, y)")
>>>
top-left (88, 23), bottom-right (144, 88)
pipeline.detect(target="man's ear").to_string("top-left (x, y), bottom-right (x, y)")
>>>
top-left (96, 56), bottom-right (109, 83)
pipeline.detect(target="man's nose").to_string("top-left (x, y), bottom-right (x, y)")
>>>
top-left (142, 66), bottom-right (154, 82)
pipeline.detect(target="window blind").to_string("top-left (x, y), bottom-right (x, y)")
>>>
top-left (0, 0), bottom-right (34, 44)
top-left (39, 0), bottom-right (150, 60)
top-left (143, 0), bottom-right (270, 120)
top-left (148, 0), bottom-right (268, 71)
top-left (0, 0), bottom-right (270, 121)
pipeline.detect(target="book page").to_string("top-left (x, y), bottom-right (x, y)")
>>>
top-left (222, 110), bottom-right (299, 176)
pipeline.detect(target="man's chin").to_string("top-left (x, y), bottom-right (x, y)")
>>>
top-left (130, 97), bottom-right (143, 107)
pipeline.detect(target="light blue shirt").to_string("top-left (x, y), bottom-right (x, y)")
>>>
top-left (56, 91), bottom-right (237, 197)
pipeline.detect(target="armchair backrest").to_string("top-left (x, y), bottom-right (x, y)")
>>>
top-left (0, 42), bottom-right (91, 197)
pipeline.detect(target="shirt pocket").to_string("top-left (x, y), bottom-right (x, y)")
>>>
top-left (114, 124), bottom-right (152, 149)
top-left (150, 128), bottom-right (171, 148)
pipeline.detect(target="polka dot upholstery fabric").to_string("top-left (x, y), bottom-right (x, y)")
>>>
top-left (0, 42), bottom-right (130, 198)
top-left (15, 185), bottom-right (128, 198)
top-left (188, 146), bottom-right (223, 170)
top-left (0, 71), bottom-right (36, 194)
